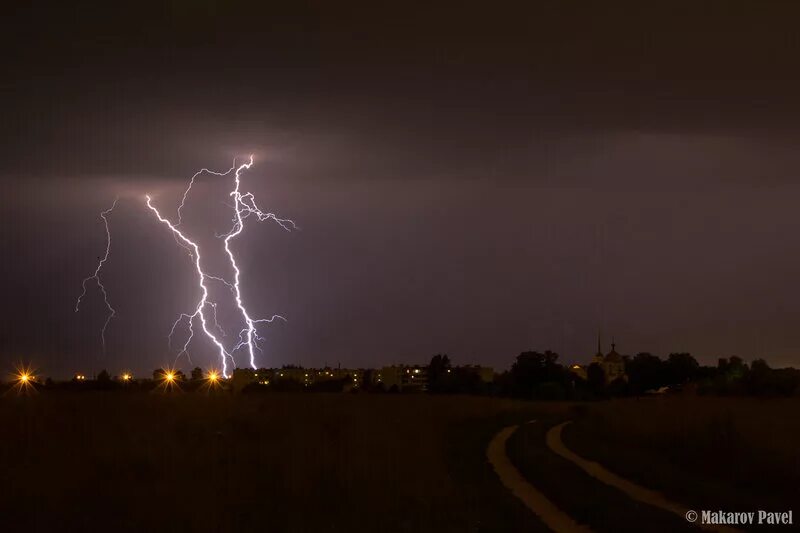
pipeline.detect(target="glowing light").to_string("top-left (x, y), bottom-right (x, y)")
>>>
top-left (155, 368), bottom-right (182, 392)
top-left (121, 373), bottom-right (132, 382)
top-left (207, 370), bottom-right (219, 382)
top-left (75, 198), bottom-right (119, 350)
top-left (11, 364), bottom-right (37, 394)
top-left (146, 156), bottom-right (294, 377)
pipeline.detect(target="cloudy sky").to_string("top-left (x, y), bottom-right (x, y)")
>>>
top-left (3, 1), bottom-right (800, 377)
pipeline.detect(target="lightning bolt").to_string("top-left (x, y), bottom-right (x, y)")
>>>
top-left (146, 196), bottom-right (237, 375)
top-left (147, 156), bottom-right (294, 376)
top-left (75, 197), bottom-right (119, 350)
top-left (223, 156), bottom-right (295, 369)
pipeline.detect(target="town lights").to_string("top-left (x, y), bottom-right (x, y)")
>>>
top-left (121, 373), bottom-right (132, 382)
top-left (12, 364), bottom-right (37, 394)
top-left (15, 365), bottom-right (34, 385)
top-left (206, 370), bottom-right (219, 383)
top-left (153, 368), bottom-right (182, 392)
top-left (157, 368), bottom-right (180, 390)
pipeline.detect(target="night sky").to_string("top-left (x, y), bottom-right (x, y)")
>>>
top-left (3, 2), bottom-right (800, 377)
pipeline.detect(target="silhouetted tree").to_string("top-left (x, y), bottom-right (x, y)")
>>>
top-left (726, 356), bottom-right (747, 378)
top-left (191, 367), bottom-right (204, 381)
top-left (665, 353), bottom-right (699, 384)
top-left (362, 369), bottom-right (375, 390)
top-left (509, 350), bottom-right (565, 398)
top-left (587, 362), bottom-right (605, 395)
top-left (93, 369), bottom-right (120, 390)
top-left (427, 354), bottom-right (452, 393)
top-left (607, 376), bottom-right (629, 396)
top-left (536, 381), bottom-right (566, 400)
top-left (746, 358), bottom-right (770, 395)
top-left (626, 353), bottom-right (664, 394)
top-left (448, 367), bottom-right (486, 395)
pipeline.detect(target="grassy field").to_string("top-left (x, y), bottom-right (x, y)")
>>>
top-left (563, 397), bottom-right (800, 512)
top-left (0, 392), bottom-right (566, 533)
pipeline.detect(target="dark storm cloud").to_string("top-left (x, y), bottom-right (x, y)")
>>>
top-left (4, 1), bottom-right (800, 377)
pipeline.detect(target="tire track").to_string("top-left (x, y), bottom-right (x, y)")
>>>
top-left (546, 421), bottom-right (741, 533)
top-left (487, 421), bottom-right (593, 533)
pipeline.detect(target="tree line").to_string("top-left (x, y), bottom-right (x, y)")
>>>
top-left (11, 353), bottom-right (800, 398)
top-left (480, 351), bottom-right (800, 400)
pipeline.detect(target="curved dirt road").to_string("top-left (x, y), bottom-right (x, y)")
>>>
top-left (486, 422), bottom-right (593, 533)
top-left (488, 419), bottom-right (744, 533)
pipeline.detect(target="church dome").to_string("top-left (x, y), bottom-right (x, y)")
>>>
top-left (604, 340), bottom-right (623, 362)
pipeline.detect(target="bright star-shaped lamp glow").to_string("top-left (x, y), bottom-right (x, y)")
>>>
top-left (157, 368), bottom-right (181, 391)
top-left (201, 369), bottom-right (224, 392)
top-left (11, 364), bottom-right (37, 395)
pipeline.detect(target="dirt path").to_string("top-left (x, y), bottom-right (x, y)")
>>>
top-left (546, 421), bottom-right (741, 533)
top-left (487, 422), bottom-right (593, 533)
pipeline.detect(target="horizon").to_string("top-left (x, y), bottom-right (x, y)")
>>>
top-left (8, 346), bottom-right (791, 382)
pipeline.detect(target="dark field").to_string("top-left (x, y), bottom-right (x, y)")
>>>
top-left (564, 398), bottom-right (800, 513)
top-left (3, 393), bottom-right (796, 532)
top-left (0, 392), bottom-right (561, 533)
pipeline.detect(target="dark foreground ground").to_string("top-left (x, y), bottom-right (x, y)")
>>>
top-left (1, 393), bottom-right (796, 532)
top-left (506, 397), bottom-right (800, 532)
top-left (0, 392), bottom-right (558, 533)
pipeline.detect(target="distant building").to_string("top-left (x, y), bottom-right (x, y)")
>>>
top-left (569, 335), bottom-right (627, 384)
top-left (594, 338), bottom-right (626, 383)
top-left (232, 363), bottom-right (489, 393)
top-left (231, 368), bottom-right (256, 392)
top-left (231, 366), bottom-right (364, 391)
top-left (373, 365), bottom-right (428, 392)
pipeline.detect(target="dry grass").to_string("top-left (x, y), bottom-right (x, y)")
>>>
top-left (0, 392), bottom-right (561, 532)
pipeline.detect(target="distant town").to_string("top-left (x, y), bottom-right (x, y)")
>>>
top-left (7, 337), bottom-right (800, 398)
